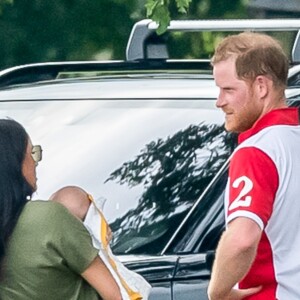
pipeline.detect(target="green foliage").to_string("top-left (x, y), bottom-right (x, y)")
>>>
top-left (0, 0), bottom-right (13, 5)
top-left (0, 0), bottom-right (248, 69)
top-left (176, 0), bottom-right (192, 13)
top-left (145, 0), bottom-right (171, 35)
top-left (0, 0), bottom-right (12, 14)
top-left (145, 0), bottom-right (248, 58)
top-left (145, 0), bottom-right (192, 34)
top-left (0, 0), bottom-right (137, 69)
top-left (145, 0), bottom-right (194, 34)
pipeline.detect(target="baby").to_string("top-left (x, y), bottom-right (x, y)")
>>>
top-left (50, 186), bottom-right (112, 247)
top-left (50, 186), bottom-right (90, 220)
top-left (50, 186), bottom-right (151, 300)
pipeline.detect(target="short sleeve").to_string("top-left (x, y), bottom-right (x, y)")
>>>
top-left (227, 147), bottom-right (279, 229)
top-left (45, 202), bottom-right (98, 274)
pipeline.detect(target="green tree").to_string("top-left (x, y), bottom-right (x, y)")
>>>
top-left (0, 0), bottom-right (138, 69)
top-left (0, 0), bottom-right (11, 15)
top-left (146, 0), bottom-right (192, 34)
top-left (0, 0), bottom-right (248, 70)
top-left (146, 0), bottom-right (247, 34)
top-left (143, 0), bottom-right (248, 60)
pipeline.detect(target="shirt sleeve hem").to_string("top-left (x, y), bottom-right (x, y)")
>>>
top-left (77, 250), bottom-right (99, 274)
top-left (227, 211), bottom-right (264, 230)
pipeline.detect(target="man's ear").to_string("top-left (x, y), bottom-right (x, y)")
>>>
top-left (255, 75), bottom-right (270, 99)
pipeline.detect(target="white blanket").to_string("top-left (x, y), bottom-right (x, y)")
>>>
top-left (83, 198), bottom-right (152, 300)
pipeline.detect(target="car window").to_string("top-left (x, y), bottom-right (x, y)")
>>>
top-left (286, 89), bottom-right (300, 107)
top-left (0, 98), bottom-right (234, 254)
top-left (166, 166), bottom-right (229, 254)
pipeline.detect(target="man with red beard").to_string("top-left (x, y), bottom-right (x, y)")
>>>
top-left (208, 32), bottom-right (300, 300)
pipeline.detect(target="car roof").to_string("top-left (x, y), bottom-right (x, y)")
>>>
top-left (0, 74), bottom-right (217, 100)
top-left (0, 60), bottom-right (212, 89)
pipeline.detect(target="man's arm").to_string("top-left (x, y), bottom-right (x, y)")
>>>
top-left (82, 256), bottom-right (122, 300)
top-left (207, 217), bottom-right (262, 300)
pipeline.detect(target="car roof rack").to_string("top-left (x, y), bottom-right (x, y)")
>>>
top-left (0, 59), bottom-right (212, 89)
top-left (126, 19), bottom-right (300, 63)
top-left (2, 19), bottom-right (300, 89)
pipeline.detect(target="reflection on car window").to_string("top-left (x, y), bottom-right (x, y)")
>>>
top-left (167, 166), bottom-right (229, 255)
top-left (0, 99), bottom-right (234, 255)
top-left (109, 125), bottom-right (237, 254)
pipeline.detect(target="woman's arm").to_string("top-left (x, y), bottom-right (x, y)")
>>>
top-left (82, 256), bottom-right (122, 300)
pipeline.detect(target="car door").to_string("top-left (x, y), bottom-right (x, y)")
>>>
top-left (172, 253), bottom-right (211, 300)
top-left (123, 255), bottom-right (179, 300)
top-left (163, 165), bottom-right (229, 300)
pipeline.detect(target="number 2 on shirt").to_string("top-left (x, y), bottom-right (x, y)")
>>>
top-left (228, 175), bottom-right (253, 211)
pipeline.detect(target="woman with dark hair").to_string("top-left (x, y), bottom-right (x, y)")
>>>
top-left (0, 119), bottom-right (122, 300)
top-left (0, 119), bottom-right (35, 265)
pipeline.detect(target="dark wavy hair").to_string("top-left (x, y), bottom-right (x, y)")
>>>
top-left (0, 119), bottom-right (35, 267)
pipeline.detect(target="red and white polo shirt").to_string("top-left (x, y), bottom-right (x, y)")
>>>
top-left (225, 107), bottom-right (300, 300)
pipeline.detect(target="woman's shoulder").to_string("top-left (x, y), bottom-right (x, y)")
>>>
top-left (18, 201), bottom-right (84, 235)
top-left (27, 200), bottom-right (65, 210)
top-left (24, 200), bottom-right (75, 221)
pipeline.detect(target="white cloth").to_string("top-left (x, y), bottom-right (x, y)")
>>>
top-left (83, 200), bottom-right (151, 300)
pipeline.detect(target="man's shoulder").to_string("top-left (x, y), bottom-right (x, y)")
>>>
top-left (237, 123), bottom-right (300, 151)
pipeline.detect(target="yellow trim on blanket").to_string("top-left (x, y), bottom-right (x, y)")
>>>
top-left (87, 194), bottom-right (143, 300)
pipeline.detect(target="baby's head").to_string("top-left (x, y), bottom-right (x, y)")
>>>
top-left (50, 186), bottom-right (91, 220)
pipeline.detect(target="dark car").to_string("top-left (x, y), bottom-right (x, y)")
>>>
top-left (1, 19), bottom-right (300, 300)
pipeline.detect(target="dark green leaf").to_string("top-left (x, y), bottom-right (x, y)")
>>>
top-left (176, 0), bottom-right (192, 14)
top-left (147, 2), bottom-right (171, 35)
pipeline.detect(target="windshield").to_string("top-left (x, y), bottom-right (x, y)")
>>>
top-left (0, 98), bottom-right (233, 254)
